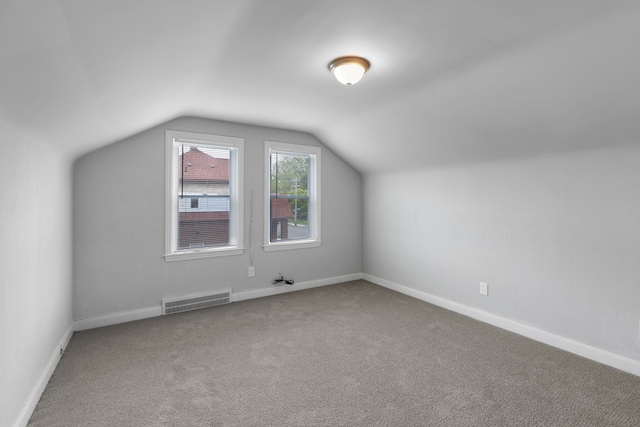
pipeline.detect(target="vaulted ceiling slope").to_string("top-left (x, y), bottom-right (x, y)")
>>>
top-left (1, 0), bottom-right (639, 173)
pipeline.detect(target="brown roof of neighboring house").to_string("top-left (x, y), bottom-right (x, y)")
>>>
top-left (271, 197), bottom-right (294, 219)
top-left (180, 147), bottom-right (229, 182)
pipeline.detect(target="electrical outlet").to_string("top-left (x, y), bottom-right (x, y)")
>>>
top-left (248, 266), bottom-right (255, 277)
top-left (479, 282), bottom-right (488, 296)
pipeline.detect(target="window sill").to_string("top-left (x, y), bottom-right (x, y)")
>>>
top-left (164, 247), bottom-right (244, 262)
top-left (263, 240), bottom-right (322, 252)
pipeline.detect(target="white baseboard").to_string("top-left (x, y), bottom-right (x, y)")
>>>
top-left (13, 322), bottom-right (74, 427)
top-left (232, 273), bottom-right (363, 302)
top-left (74, 306), bottom-right (162, 331)
top-left (363, 274), bottom-right (640, 378)
top-left (73, 273), bottom-right (364, 331)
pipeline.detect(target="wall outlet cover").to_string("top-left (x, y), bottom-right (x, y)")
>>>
top-left (480, 282), bottom-right (488, 296)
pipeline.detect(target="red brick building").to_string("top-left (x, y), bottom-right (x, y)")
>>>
top-left (270, 197), bottom-right (294, 240)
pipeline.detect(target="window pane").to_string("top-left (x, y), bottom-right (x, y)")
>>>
top-left (270, 152), bottom-right (310, 242)
top-left (270, 196), bottom-right (310, 241)
top-left (177, 145), bottom-right (232, 249)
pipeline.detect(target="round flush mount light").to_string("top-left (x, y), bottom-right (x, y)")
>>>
top-left (328, 56), bottom-right (370, 86)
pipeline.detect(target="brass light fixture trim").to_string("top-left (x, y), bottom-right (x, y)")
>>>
top-left (328, 56), bottom-right (371, 86)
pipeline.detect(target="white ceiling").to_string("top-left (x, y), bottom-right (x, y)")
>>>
top-left (1, 0), bottom-right (639, 173)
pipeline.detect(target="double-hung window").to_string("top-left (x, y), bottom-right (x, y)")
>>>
top-left (165, 130), bottom-right (244, 261)
top-left (264, 141), bottom-right (321, 251)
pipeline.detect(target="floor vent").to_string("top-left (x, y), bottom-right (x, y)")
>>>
top-left (162, 290), bottom-right (231, 315)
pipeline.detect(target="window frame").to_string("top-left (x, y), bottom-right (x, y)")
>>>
top-left (264, 141), bottom-right (321, 252)
top-left (165, 130), bottom-right (244, 262)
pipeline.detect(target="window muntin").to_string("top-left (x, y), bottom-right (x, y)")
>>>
top-left (165, 131), bottom-right (244, 261)
top-left (264, 141), bottom-right (321, 251)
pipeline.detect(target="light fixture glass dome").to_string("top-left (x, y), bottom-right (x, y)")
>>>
top-left (329, 56), bottom-right (370, 86)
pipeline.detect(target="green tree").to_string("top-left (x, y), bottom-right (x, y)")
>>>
top-left (270, 153), bottom-right (309, 195)
top-left (271, 153), bottom-right (310, 222)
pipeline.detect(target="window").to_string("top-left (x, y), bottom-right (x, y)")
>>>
top-left (264, 141), bottom-right (321, 251)
top-left (165, 130), bottom-right (244, 261)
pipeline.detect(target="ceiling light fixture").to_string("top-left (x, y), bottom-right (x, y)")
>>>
top-left (328, 56), bottom-right (370, 86)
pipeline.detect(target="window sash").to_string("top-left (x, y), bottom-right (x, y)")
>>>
top-left (264, 141), bottom-right (321, 251)
top-left (165, 131), bottom-right (244, 261)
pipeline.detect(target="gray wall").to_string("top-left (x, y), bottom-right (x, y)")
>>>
top-left (364, 144), bottom-right (640, 360)
top-left (73, 117), bottom-right (362, 321)
top-left (0, 136), bottom-right (73, 427)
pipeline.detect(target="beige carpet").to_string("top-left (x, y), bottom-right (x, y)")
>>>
top-left (29, 280), bottom-right (640, 426)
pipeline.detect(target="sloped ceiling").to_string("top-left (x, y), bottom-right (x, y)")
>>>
top-left (1, 0), bottom-right (639, 173)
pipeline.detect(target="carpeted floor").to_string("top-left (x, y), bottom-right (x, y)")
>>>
top-left (29, 280), bottom-right (640, 426)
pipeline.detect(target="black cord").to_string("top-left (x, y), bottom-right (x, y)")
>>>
top-left (180, 144), bottom-right (184, 199)
top-left (275, 152), bottom-right (279, 197)
top-left (272, 275), bottom-right (294, 285)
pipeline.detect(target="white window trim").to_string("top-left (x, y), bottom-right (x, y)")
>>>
top-left (264, 141), bottom-right (321, 252)
top-left (165, 130), bottom-right (244, 262)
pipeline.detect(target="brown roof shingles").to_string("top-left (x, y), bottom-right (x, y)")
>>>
top-left (180, 147), bottom-right (229, 182)
top-left (271, 197), bottom-right (294, 219)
